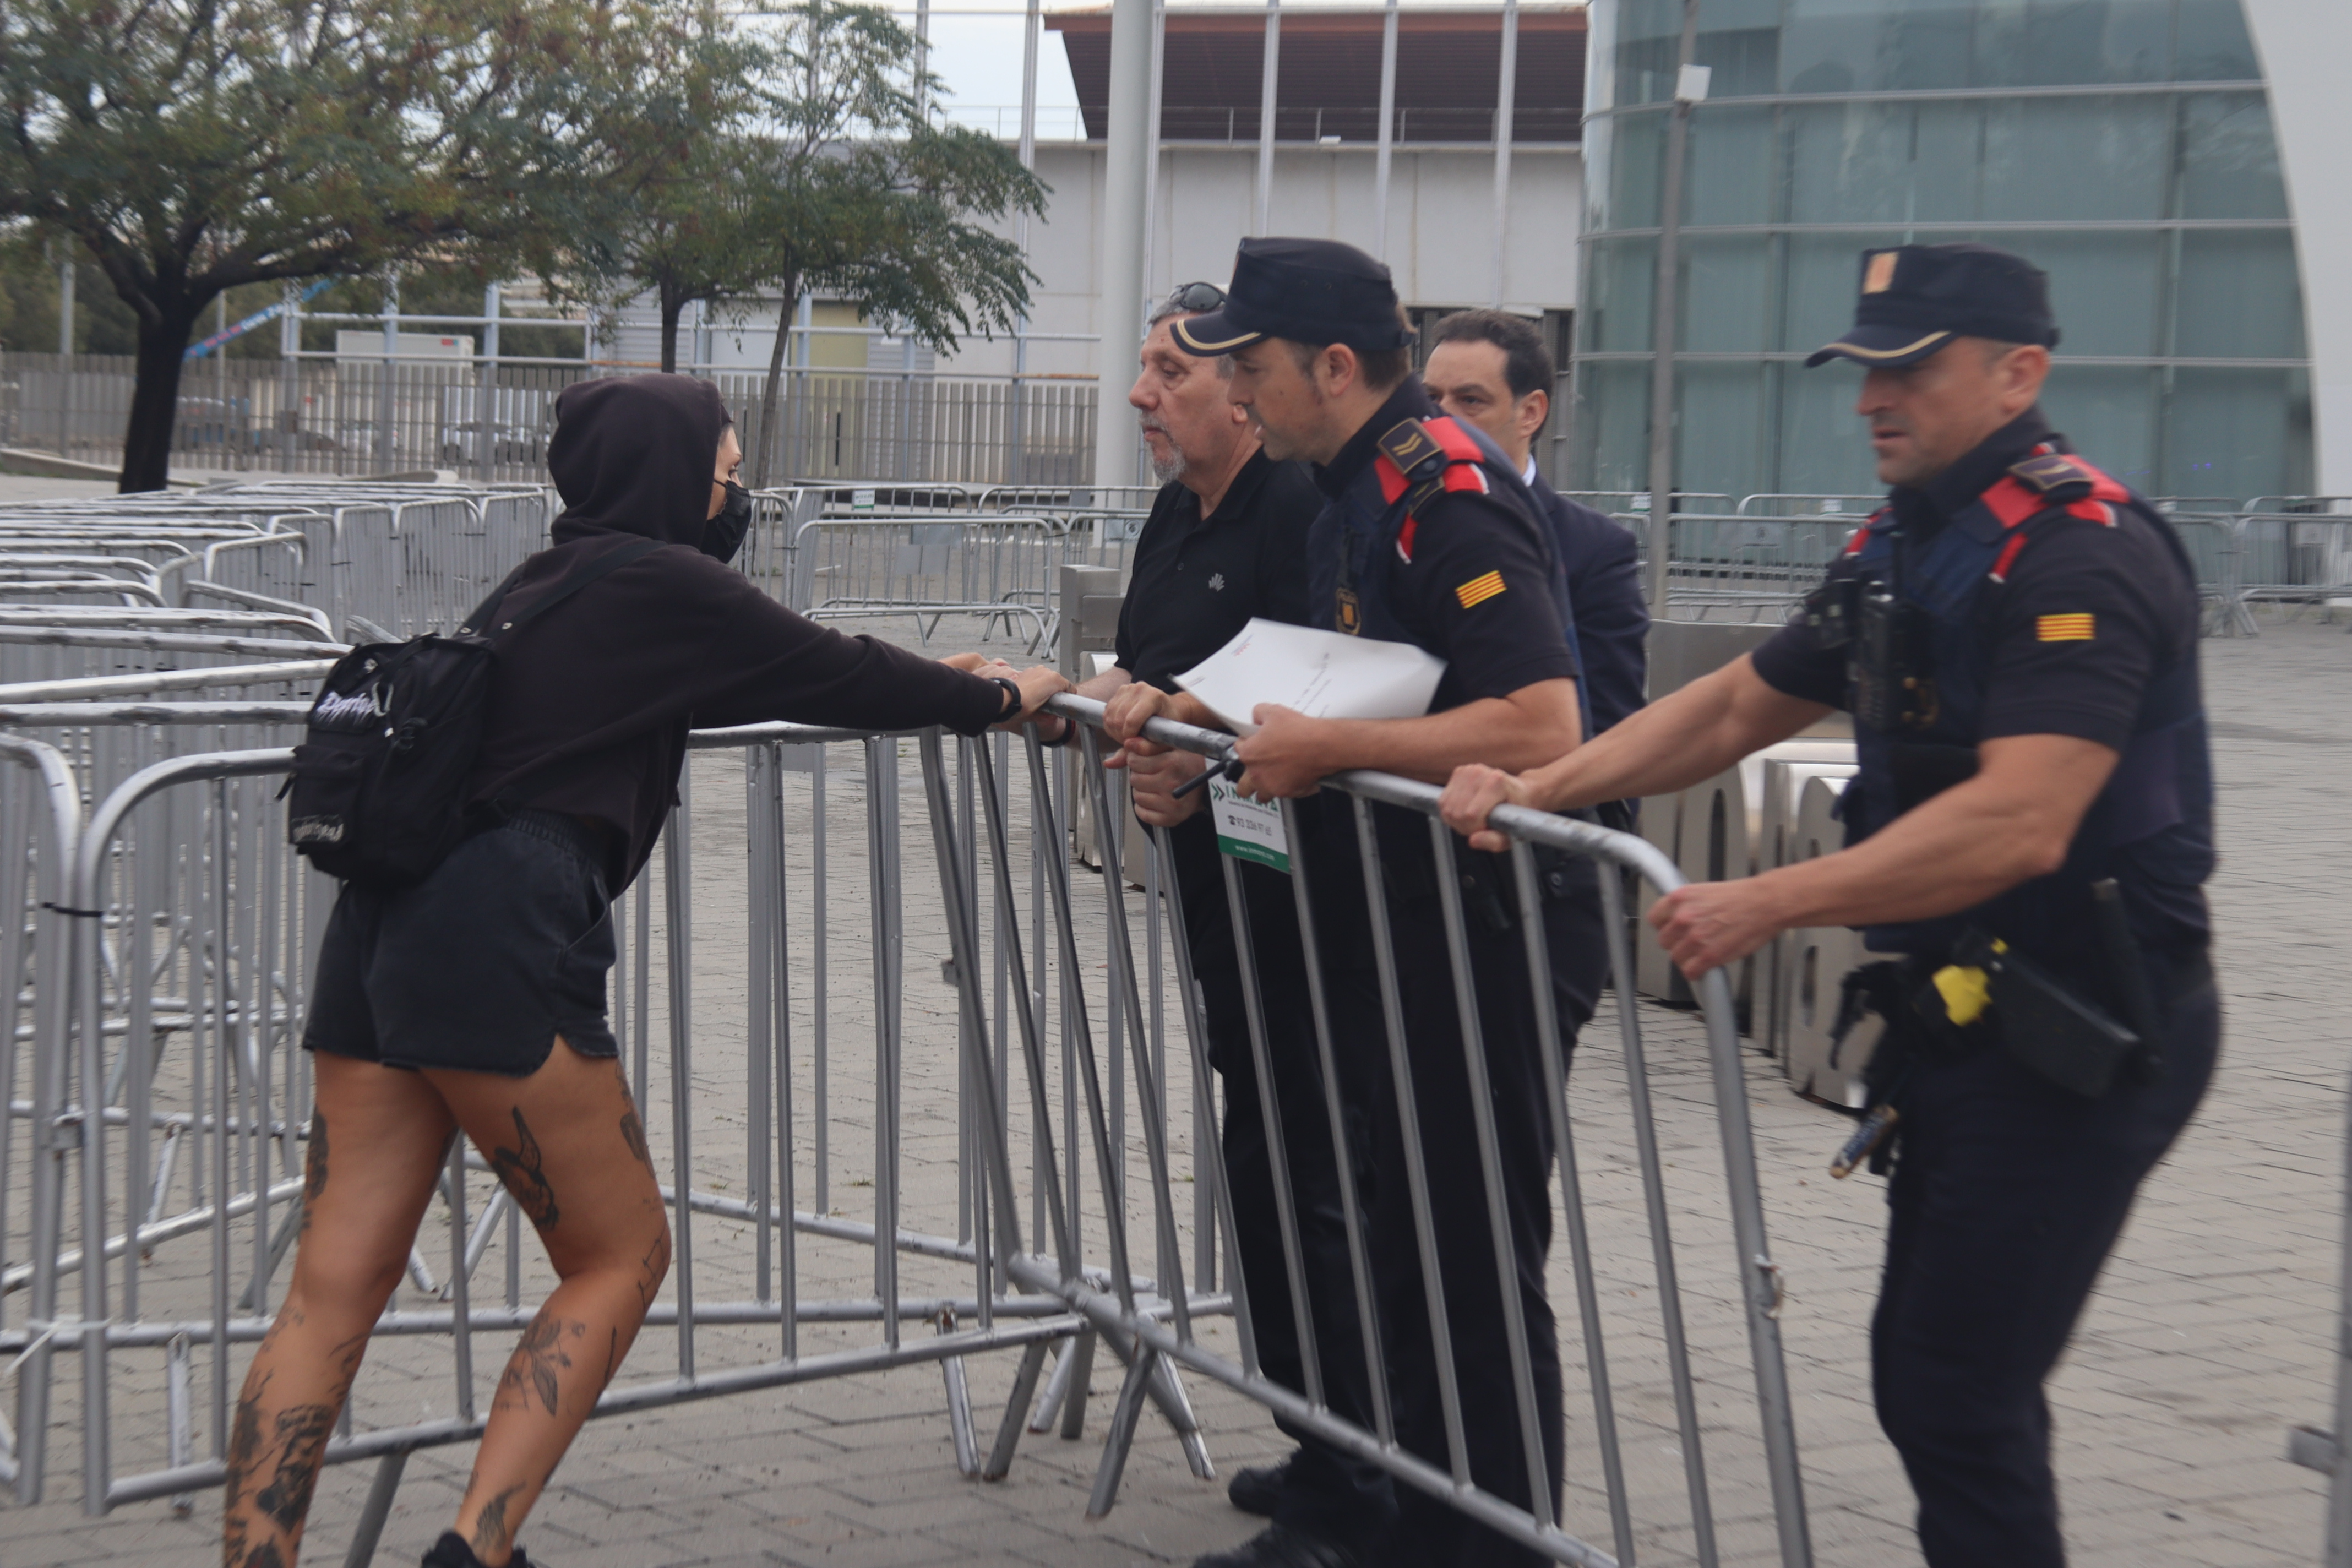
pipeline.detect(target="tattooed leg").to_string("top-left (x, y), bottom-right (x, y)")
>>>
top-left (492, 1313), bottom-right (587, 1418)
top-left (487, 1107), bottom-right (561, 1229)
top-left (224, 1054), bottom-right (451, 1568)
top-left (428, 1042), bottom-right (670, 1568)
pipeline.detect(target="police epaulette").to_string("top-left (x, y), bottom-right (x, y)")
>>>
top-left (1375, 418), bottom-right (1447, 480)
top-left (2006, 451), bottom-right (2096, 504)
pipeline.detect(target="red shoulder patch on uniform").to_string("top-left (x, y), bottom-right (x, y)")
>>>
top-left (1990, 533), bottom-right (2030, 581)
top-left (2064, 498), bottom-right (2120, 526)
top-left (1981, 477), bottom-right (2044, 529)
top-left (1423, 416), bottom-right (1486, 463)
top-left (1441, 464), bottom-right (1490, 495)
top-left (1841, 526), bottom-right (1870, 557)
top-left (1374, 453), bottom-right (1409, 504)
top-left (1397, 514), bottom-right (1418, 562)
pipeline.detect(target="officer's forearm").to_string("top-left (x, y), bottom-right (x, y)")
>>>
top-left (1309, 681), bottom-right (1582, 783)
top-left (1524, 655), bottom-right (1828, 810)
top-left (1737, 733), bottom-right (2120, 931)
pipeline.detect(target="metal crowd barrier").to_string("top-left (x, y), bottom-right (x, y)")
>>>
top-left (0, 688), bottom-right (1817, 1565)
top-left (0, 708), bottom-right (1232, 1555)
top-left (971, 696), bottom-right (1814, 1564)
top-left (0, 484), bottom-right (556, 645)
top-left (785, 512), bottom-right (1140, 652)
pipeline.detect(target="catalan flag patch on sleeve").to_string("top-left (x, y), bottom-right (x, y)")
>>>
top-left (1455, 570), bottom-right (1507, 609)
top-left (2036, 612), bottom-right (2096, 642)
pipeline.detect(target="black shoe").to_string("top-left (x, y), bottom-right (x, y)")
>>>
top-left (1226, 1452), bottom-right (1295, 1518)
top-left (423, 1532), bottom-right (533, 1568)
top-left (1191, 1523), bottom-right (1362, 1568)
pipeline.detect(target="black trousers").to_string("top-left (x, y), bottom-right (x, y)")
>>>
top-left (1872, 956), bottom-right (2219, 1567)
top-left (1177, 818), bottom-right (1398, 1552)
top-left (1365, 859), bottom-right (1607, 1568)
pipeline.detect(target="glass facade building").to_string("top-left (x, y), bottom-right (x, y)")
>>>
top-left (1572, 0), bottom-right (2310, 502)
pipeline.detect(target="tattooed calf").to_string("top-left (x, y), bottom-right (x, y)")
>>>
top-left (487, 1107), bottom-right (560, 1229)
top-left (227, 1393), bottom-right (336, 1532)
top-left (494, 1314), bottom-right (587, 1417)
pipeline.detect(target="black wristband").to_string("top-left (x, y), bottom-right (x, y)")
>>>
top-left (1036, 714), bottom-right (1075, 747)
top-left (988, 676), bottom-right (1023, 722)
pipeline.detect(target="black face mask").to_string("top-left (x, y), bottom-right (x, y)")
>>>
top-left (704, 480), bottom-right (753, 563)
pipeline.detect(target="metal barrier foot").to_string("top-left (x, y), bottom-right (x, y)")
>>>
top-left (984, 1339), bottom-right (1054, 1480)
top-left (1085, 1345), bottom-right (1159, 1519)
top-left (1058, 1329), bottom-right (1096, 1439)
top-left (938, 1307), bottom-right (979, 1478)
top-left (340, 1449), bottom-right (410, 1568)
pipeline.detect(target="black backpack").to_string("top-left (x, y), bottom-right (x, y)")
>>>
top-left (286, 538), bottom-right (662, 886)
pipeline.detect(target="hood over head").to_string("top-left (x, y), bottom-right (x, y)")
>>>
top-left (548, 374), bottom-right (731, 547)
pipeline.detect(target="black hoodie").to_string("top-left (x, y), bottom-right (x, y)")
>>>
top-left (468, 374), bottom-right (1004, 889)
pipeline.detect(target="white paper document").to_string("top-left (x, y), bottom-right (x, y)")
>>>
top-left (1174, 618), bottom-right (1447, 737)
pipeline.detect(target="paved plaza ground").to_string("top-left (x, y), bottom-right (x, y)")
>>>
top-left (3, 603), bottom-right (2349, 1568)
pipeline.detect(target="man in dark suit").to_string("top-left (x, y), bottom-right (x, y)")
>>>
top-left (1422, 310), bottom-right (1647, 735)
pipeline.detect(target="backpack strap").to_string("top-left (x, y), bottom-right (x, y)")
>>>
top-left (460, 537), bottom-right (666, 638)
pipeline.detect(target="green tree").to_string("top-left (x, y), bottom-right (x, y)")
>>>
top-left (571, 13), bottom-right (777, 375)
top-left (741, 0), bottom-right (1047, 488)
top-left (0, 0), bottom-right (653, 491)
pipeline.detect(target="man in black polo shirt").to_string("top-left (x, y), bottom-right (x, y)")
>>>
top-left (1114, 239), bottom-right (1609, 1568)
top-left (1077, 285), bottom-right (1396, 1568)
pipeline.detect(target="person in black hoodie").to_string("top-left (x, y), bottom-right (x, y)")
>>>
top-left (225, 375), bottom-right (1066, 1568)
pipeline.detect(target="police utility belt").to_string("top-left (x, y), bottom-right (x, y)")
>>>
top-left (1802, 526), bottom-right (2168, 1177)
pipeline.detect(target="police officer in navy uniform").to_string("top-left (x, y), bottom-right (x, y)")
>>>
top-left (1442, 243), bottom-right (2221, 1567)
top-left (1111, 237), bottom-right (1609, 1568)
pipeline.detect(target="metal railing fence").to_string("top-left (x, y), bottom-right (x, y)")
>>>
top-left (1, 714), bottom-right (1236, 1556)
top-left (981, 695), bottom-right (1814, 1565)
top-left (1, 686), bottom-right (1816, 1565)
top-left (0, 485), bottom-right (554, 645)
top-left (0, 354), bottom-right (1101, 489)
top-left (784, 513), bottom-right (1145, 652)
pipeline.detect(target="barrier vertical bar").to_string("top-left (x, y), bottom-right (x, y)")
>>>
top-left (13, 738), bottom-right (77, 1504)
top-left (1597, 866), bottom-right (1720, 1564)
top-left (1424, 815), bottom-right (1555, 1528)
top-left (1510, 842), bottom-right (1636, 1565)
top-left (1152, 824), bottom-right (1249, 1363)
top-left (771, 747), bottom-right (799, 1364)
top-left (1352, 798), bottom-right (1470, 1484)
top-left (662, 793), bottom-right (696, 1380)
top-left (864, 737), bottom-right (901, 1348)
top-left (1077, 731), bottom-right (1190, 1339)
top-left (813, 744), bottom-right (830, 1216)
top-left (746, 749), bottom-right (774, 1305)
top-left (1216, 850), bottom-right (1320, 1402)
top-left (1691, 963), bottom-right (1811, 1568)
top-left (1276, 798), bottom-right (1393, 1442)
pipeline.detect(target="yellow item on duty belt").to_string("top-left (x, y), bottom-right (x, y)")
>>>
top-left (1931, 938), bottom-right (2007, 1026)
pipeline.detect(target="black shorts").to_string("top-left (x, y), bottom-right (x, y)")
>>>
top-left (303, 810), bottom-right (619, 1077)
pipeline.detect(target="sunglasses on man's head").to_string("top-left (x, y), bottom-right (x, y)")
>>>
top-left (1166, 282), bottom-right (1226, 312)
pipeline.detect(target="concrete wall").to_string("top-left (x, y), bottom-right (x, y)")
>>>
top-left (2243, 0), bottom-right (2352, 496)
